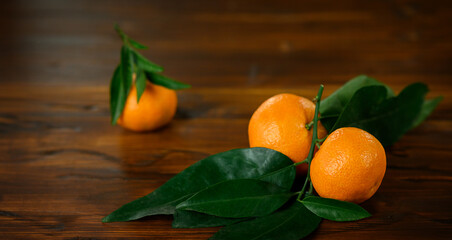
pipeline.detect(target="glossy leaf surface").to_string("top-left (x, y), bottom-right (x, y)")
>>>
top-left (330, 83), bottom-right (428, 146)
top-left (210, 201), bottom-right (321, 240)
top-left (133, 51), bottom-right (163, 73)
top-left (172, 210), bottom-right (245, 228)
top-left (320, 75), bottom-right (394, 131)
top-left (103, 148), bottom-right (295, 222)
top-left (146, 72), bottom-right (191, 90)
top-left (177, 179), bottom-right (293, 218)
top-left (301, 196), bottom-right (371, 221)
top-left (171, 164), bottom-right (295, 228)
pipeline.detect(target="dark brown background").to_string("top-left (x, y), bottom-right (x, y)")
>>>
top-left (0, 0), bottom-right (451, 239)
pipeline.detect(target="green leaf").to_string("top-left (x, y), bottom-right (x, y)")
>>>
top-left (171, 164), bottom-right (295, 228)
top-left (256, 164), bottom-right (295, 190)
top-left (146, 72), bottom-right (191, 90)
top-left (113, 24), bottom-right (190, 93)
top-left (177, 179), bottom-right (293, 218)
top-left (133, 51), bottom-right (164, 73)
top-left (120, 45), bottom-right (134, 101)
top-left (210, 201), bottom-right (321, 240)
top-left (301, 196), bottom-right (371, 222)
top-left (331, 83), bottom-right (428, 146)
top-left (128, 38), bottom-right (148, 49)
top-left (172, 210), bottom-right (245, 228)
top-left (329, 85), bottom-right (387, 130)
top-left (109, 65), bottom-right (127, 125)
top-left (411, 96), bottom-right (443, 129)
top-left (135, 69), bottom-right (146, 103)
top-left (102, 147), bottom-right (295, 222)
top-left (114, 24), bottom-right (126, 42)
top-left (320, 75), bottom-right (394, 131)
top-left (114, 24), bottom-right (148, 49)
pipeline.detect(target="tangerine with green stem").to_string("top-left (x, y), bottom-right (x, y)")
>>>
top-left (109, 25), bottom-right (190, 132)
top-left (248, 93), bottom-right (327, 174)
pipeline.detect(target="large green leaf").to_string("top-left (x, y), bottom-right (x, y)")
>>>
top-left (329, 85), bottom-right (387, 130)
top-left (210, 201), bottom-right (321, 240)
top-left (411, 96), bottom-right (443, 129)
top-left (177, 179), bottom-right (293, 218)
top-left (258, 165), bottom-right (295, 187)
top-left (301, 196), bottom-right (371, 222)
top-left (133, 51), bottom-right (163, 73)
top-left (171, 164), bottom-right (295, 228)
top-left (172, 210), bottom-right (245, 228)
top-left (331, 83), bottom-right (428, 146)
top-left (146, 72), bottom-right (191, 90)
top-left (320, 75), bottom-right (394, 131)
top-left (109, 65), bottom-right (126, 125)
top-left (102, 147), bottom-right (295, 222)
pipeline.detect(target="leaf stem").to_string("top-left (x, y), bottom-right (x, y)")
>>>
top-left (297, 174), bottom-right (309, 200)
top-left (308, 181), bottom-right (314, 195)
top-left (315, 142), bottom-right (321, 149)
top-left (297, 85), bottom-right (324, 200)
top-left (293, 159), bottom-right (308, 167)
top-left (307, 85), bottom-right (323, 163)
top-left (114, 24), bottom-right (127, 43)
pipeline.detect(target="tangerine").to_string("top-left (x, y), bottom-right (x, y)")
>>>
top-left (310, 127), bottom-right (386, 203)
top-left (248, 93), bottom-right (327, 173)
top-left (117, 81), bottom-right (177, 132)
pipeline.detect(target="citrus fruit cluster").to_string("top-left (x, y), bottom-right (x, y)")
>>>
top-left (249, 93), bottom-right (386, 203)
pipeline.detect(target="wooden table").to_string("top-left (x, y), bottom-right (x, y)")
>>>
top-left (1, 0), bottom-right (451, 239)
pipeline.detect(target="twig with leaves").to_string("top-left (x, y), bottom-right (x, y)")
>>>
top-left (110, 25), bottom-right (190, 125)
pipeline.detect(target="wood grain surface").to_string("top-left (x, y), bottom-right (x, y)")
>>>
top-left (1, 0), bottom-right (451, 239)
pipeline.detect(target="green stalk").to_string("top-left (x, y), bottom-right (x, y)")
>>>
top-left (293, 159), bottom-right (308, 166)
top-left (297, 85), bottom-right (324, 200)
top-left (114, 24), bottom-right (127, 43)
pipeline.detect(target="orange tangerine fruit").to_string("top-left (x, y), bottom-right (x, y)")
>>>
top-left (248, 93), bottom-right (327, 174)
top-left (117, 81), bottom-right (177, 132)
top-left (310, 127), bottom-right (386, 203)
